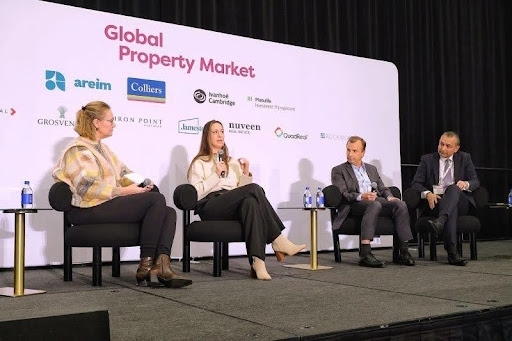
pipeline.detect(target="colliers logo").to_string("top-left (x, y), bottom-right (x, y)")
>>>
top-left (193, 89), bottom-right (235, 107)
top-left (274, 127), bottom-right (308, 140)
top-left (127, 77), bottom-right (166, 103)
top-left (45, 70), bottom-right (112, 91)
top-left (178, 118), bottom-right (203, 134)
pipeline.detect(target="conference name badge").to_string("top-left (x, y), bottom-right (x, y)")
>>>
top-left (433, 185), bottom-right (445, 195)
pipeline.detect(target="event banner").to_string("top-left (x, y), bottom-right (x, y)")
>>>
top-left (0, 0), bottom-right (400, 267)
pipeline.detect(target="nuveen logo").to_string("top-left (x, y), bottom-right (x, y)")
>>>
top-left (45, 70), bottom-right (65, 91)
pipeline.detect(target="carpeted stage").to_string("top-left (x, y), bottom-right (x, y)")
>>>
top-left (1, 240), bottom-right (511, 340)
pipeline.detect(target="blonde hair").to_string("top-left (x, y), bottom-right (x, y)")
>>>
top-left (74, 101), bottom-right (111, 140)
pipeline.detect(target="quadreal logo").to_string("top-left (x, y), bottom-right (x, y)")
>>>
top-left (0, 107), bottom-right (16, 116)
top-left (228, 122), bottom-right (261, 135)
top-left (127, 77), bottom-right (166, 103)
top-left (37, 106), bottom-right (75, 126)
top-left (178, 118), bottom-right (203, 134)
top-left (320, 133), bottom-right (350, 141)
top-left (248, 95), bottom-right (295, 112)
top-left (274, 127), bottom-right (308, 140)
top-left (45, 70), bottom-right (112, 91)
top-left (193, 89), bottom-right (235, 107)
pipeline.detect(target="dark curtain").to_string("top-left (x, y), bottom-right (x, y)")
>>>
top-left (42, 0), bottom-right (512, 238)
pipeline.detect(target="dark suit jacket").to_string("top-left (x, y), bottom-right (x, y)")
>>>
top-left (330, 162), bottom-right (392, 230)
top-left (411, 151), bottom-right (480, 208)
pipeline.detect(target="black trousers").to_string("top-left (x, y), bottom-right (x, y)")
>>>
top-left (424, 184), bottom-right (470, 250)
top-left (196, 183), bottom-right (284, 261)
top-left (67, 191), bottom-right (177, 258)
top-left (349, 197), bottom-right (413, 242)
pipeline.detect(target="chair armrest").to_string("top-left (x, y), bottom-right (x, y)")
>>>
top-left (403, 188), bottom-right (421, 210)
top-left (48, 182), bottom-right (73, 212)
top-left (173, 184), bottom-right (198, 211)
top-left (473, 186), bottom-right (489, 208)
top-left (389, 186), bottom-right (401, 200)
top-left (323, 185), bottom-right (341, 208)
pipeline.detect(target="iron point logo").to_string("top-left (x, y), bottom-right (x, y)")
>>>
top-left (274, 127), bottom-right (307, 140)
top-left (178, 118), bottom-right (203, 134)
top-left (320, 133), bottom-right (350, 141)
top-left (114, 114), bottom-right (163, 128)
top-left (248, 95), bottom-right (295, 112)
top-left (193, 89), bottom-right (235, 107)
top-left (37, 106), bottom-right (75, 126)
top-left (45, 70), bottom-right (112, 92)
top-left (127, 77), bottom-right (166, 103)
top-left (0, 106), bottom-right (16, 116)
top-left (228, 122), bottom-right (261, 135)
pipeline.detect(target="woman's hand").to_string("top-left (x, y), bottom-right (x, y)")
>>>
top-left (216, 160), bottom-right (227, 178)
top-left (238, 158), bottom-right (250, 176)
top-left (119, 183), bottom-right (151, 196)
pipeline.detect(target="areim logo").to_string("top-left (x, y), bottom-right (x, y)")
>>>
top-left (127, 77), bottom-right (166, 103)
top-left (45, 70), bottom-right (65, 91)
top-left (178, 118), bottom-right (203, 134)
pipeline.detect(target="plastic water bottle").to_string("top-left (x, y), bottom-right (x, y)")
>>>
top-left (508, 188), bottom-right (512, 207)
top-left (316, 187), bottom-right (325, 208)
top-left (303, 187), bottom-right (312, 208)
top-left (21, 180), bottom-right (33, 208)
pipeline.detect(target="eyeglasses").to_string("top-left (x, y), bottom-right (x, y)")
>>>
top-left (102, 118), bottom-right (115, 124)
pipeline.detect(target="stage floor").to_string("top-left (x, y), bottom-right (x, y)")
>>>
top-left (1, 240), bottom-right (511, 340)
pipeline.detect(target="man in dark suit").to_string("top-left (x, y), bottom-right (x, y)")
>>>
top-left (331, 136), bottom-right (415, 268)
top-left (411, 131), bottom-right (480, 266)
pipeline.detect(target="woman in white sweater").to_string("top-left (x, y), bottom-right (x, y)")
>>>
top-left (187, 120), bottom-right (305, 280)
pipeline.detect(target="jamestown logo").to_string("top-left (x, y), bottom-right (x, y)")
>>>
top-left (127, 77), bottom-right (166, 103)
top-left (178, 118), bottom-right (203, 134)
top-left (45, 70), bottom-right (65, 91)
top-left (45, 70), bottom-right (112, 92)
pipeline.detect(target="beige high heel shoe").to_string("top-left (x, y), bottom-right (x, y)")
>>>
top-left (271, 234), bottom-right (306, 262)
top-left (251, 256), bottom-right (271, 280)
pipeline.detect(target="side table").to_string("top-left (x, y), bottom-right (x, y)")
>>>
top-left (278, 207), bottom-right (332, 270)
top-left (0, 208), bottom-right (51, 297)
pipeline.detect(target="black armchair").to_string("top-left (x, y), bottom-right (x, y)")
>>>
top-left (402, 186), bottom-right (488, 260)
top-left (173, 184), bottom-right (244, 277)
top-left (48, 182), bottom-right (142, 286)
top-left (323, 185), bottom-right (401, 263)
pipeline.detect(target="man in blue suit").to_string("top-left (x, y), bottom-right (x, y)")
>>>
top-left (411, 131), bottom-right (480, 266)
top-left (331, 136), bottom-right (415, 268)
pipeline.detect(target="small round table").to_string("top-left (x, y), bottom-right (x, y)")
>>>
top-left (0, 208), bottom-right (51, 297)
top-left (278, 207), bottom-right (332, 270)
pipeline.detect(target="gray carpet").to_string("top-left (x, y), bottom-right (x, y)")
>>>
top-left (1, 240), bottom-right (511, 340)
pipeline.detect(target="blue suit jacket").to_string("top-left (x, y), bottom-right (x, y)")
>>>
top-left (330, 162), bottom-right (392, 230)
top-left (411, 151), bottom-right (480, 207)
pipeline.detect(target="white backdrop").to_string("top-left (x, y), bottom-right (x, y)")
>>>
top-left (0, 0), bottom-right (401, 267)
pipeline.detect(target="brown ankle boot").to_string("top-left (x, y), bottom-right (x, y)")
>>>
top-left (148, 254), bottom-right (193, 288)
top-left (135, 257), bottom-right (156, 286)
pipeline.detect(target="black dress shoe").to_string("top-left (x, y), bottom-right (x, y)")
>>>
top-left (394, 250), bottom-right (415, 266)
top-left (448, 252), bottom-right (467, 266)
top-left (359, 253), bottom-right (385, 268)
top-left (427, 219), bottom-right (444, 237)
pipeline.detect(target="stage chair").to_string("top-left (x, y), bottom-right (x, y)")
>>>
top-left (48, 182), bottom-right (142, 286)
top-left (402, 186), bottom-right (488, 261)
top-left (173, 184), bottom-right (244, 277)
top-left (323, 185), bottom-right (401, 263)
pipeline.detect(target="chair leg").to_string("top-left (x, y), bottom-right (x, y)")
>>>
top-left (470, 233), bottom-right (478, 260)
top-left (222, 242), bottom-right (229, 270)
top-left (213, 242), bottom-right (222, 277)
top-left (183, 239), bottom-right (191, 273)
top-left (64, 244), bottom-right (72, 282)
top-left (392, 235), bottom-right (400, 263)
top-left (457, 233), bottom-right (464, 257)
top-left (429, 233), bottom-right (437, 261)
top-left (332, 230), bottom-right (341, 262)
top-left (112, 246), bottom-right (121, 277)
top-left (92, 247), bottom-right (102, 286)
top-left (417, 232), bottom-right (425, 258)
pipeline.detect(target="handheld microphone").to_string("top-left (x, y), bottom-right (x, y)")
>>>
top-left (371, 182), bottom-right (378, 194)
top-left (138, 178), bottom-right (151, 187)
top-left (218, 149), bottom-right (226, 178)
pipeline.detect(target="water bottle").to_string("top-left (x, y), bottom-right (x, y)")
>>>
top-left (508, 188), bottom-right (512, 207)
top-left (303, 186), bottom-right (312, 208)
top-left (21, 180), bottom-right (33, 208)
top-left (316, 187), bottom-right (325, 208)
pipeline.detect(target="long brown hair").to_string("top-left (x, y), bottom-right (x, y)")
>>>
top-left (187, 120), bottom-right (231, 179)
